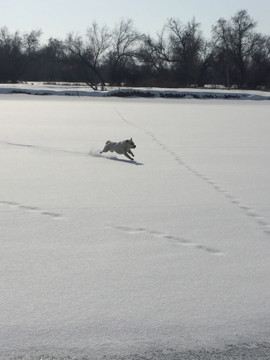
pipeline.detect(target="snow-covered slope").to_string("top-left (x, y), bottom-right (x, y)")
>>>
top-left (1, 91), bottom-right (270, 359)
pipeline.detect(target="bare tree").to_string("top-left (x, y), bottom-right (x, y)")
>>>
top-left (249, 33), bottom-right (270, 87)
top-left (106, 19), bottom-right (142, 85)
top-left (64, 22), bottom-right (111, 89)
top-left (0, 27), bottom-right (42, 82)
top-left (86, 22), bottom-right (111, 71)
top-left (167, 17), bottom-right (204, 86)
top-left (0, 27), bottom-right (23, 81)
top-left (139, 27), bottom-right (171, 72)
top-left (212, 10), bottom-right (257, 88)
top-left (23, 29), bottom-right (42, 56)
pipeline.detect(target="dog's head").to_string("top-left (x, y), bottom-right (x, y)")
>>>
top-left (126, 138), bottom-right (136, 149)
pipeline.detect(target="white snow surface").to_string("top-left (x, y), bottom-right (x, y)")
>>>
top-left (1, 85), bottom-right (270, 359)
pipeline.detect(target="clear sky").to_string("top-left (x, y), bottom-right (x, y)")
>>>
top-left (1, 0), bottom-right (270, 42)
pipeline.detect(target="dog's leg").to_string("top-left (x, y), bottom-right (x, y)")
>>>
top-left (124, 152), bottom-right (134, 161)
top-left (128, 150), bottom-right (134, 157)
top-left (100, 146), bottom-right (108, 154)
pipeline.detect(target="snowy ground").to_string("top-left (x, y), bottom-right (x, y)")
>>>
top-left (1, 87), bottom-right (270, 359)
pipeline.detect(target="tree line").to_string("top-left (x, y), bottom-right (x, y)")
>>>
top-left (1, 9), bottom-right (270, 89)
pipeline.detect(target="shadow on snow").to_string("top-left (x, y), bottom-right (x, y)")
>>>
top-left (88, 150), bottom-right (143, 166)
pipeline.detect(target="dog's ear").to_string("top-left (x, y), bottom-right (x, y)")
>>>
top-left (130, 138), bottom-right (133, 141)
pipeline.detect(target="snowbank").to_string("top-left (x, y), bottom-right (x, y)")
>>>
top-left (0, 83), bottom-right (270, 100)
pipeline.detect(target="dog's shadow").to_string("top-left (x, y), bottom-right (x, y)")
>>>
top-left (88, 151), bottom-right (144, 165)
top-left (107, 156), bottom-right (144, 166)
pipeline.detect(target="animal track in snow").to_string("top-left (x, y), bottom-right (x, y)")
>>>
top-left (115, 106), bottom-right (270, 247)
top-left (151, 142), bottom-right (270, 237)
top-left (0, 140), bottom-right (88, 157)
top-left (0, 200), bottom-right (62, 219)
top-left (171, 150), bottom-right (270, 236)
top-left (113, 225), bottom-right (223, 256)
top-left (115, 108), bottom-right (270, 237)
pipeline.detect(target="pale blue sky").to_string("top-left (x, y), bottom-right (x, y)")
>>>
top-left (1, 0), bottom-right (270, 42)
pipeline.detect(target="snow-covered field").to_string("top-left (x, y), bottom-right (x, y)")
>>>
top-left (1, 86), bottom-right (270, 359)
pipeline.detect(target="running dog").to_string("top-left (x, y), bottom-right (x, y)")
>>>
top-left (100, 138), bottom-right (136, 160)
